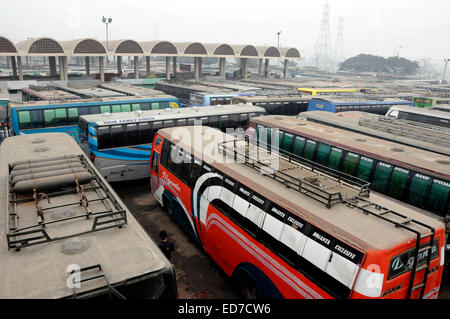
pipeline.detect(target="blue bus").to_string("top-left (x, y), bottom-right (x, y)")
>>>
top-left (78, 104), bottom-right (266, 182)
top-left (189, 92), bottom-right (260, 106)
top-left (307, 98), bottom-right (413, 115)
top-left (10, 95), bottom-right (180, 141)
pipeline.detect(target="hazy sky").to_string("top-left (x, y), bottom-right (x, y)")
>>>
top-left (1, 0), bottom-right (449, 64)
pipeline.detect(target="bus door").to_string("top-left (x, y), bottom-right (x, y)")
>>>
top-left (151, 135), bottom-right (164, 206)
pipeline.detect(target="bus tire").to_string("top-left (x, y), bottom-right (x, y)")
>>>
top-left (238, 273), bottom-right (260, 300)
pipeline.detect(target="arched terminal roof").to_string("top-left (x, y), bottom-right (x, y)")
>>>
top-left (3, 36), bottom-right (303, 60)
top-left (0, 36), bottom-right (18, 56)
top-left (256, 46), bottom-right (281, 58)
top-left (16, 37), bottom-right (65, 56)
top-left (105, 39), bottom-right (145, 56)
top-left (204, 43), bottom-right (235, 57)
top-left (60, 39), bottom-right (107, 56)
top-left (173, 42), bottom-right (208, 56)
top-left (141, 41), bottom-right (178, 56)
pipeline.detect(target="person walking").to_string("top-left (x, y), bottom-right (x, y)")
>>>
top-left (158, 230), bottom-right (175, 261)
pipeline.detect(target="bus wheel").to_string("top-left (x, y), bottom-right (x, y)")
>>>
top-left (239, 274), bottom-right (259, 299)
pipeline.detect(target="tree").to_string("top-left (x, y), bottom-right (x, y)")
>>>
top-left (338, 54), bottom-right (419, 75)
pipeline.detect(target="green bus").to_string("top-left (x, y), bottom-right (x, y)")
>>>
top-left (412, 96), bottom-right (450, 108)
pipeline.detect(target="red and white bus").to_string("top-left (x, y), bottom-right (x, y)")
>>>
top-left (150, 126), bottom-right (446, 299)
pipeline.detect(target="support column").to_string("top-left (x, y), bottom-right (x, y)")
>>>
top-left (7, 56), bottom-right (11, 69)
top-left (283, 59), bottom-right (288, 78)
top-left (49, 56), bottom-right (57, 77)
top-left (198, 57), bottom-right (202, 75)
top-left (134, 56), bottom-right (139, 79)
top-left (117, 56), bottom-right (122, 76)
top-left (63, 56), bottom-right (68, 80)
top-left (85, 57), bottom-right (91, 77)
top-left (10, 57), bottom-right (17, 77)
top-left (146, 56), bottom-right (150, 76)
top-left (99, 56), bottom-right (105, 82)
top-left (165, 56), bottom-right (171, 80)
top-left (264, 59), bottom-right (269, 78)
top-left (240, 58), bottom-right (248, 79)
top-left (172, 57), bottom-right (177, 79)
top-left (194, 57), bottom-right (200, 80)
top-left (59, 56), bottom-right (65, 80)
top-left (219, 57), bottom-right (226, 76)
top-left (258, 58), bottom-right (263, 76)
top-left (17, 56), bottom-right (24, 81)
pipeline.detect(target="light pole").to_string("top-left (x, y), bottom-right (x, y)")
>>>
top-left (441, 58), bottom-right (449, 84)
top-left (277, 31), bottom-right (281, 67)
top-left (102, 16), bottom-right (112, 64)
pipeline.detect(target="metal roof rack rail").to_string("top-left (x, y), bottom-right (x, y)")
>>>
top-left (6, 155), bottom-right (127, 251)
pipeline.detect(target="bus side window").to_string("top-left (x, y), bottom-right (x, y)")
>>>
top-left (151, 152), bottom-right (159, 174)
top-left (303, 140), bottom-right (317, 161)
top-left (125, 123), bottom-right (138, 146)
top-left (426, 179), bottom-right (450, 216)
top-left (292, 136), bottom-right (306, 158)
top-left (68, 108), bottom-right (78, 125)
top-left (355, 156), bottom-right (374, 181)
top-left (179, 151), bottom-right (193, 184)
top-left (239, 113), bottom-right (249, 127)
top-left (138, 122), bottom-right (152, 144)
top-left (97, 126), bottom-right (111, 150)
top-left (220, 115), bottom-right (229, 131)
top-left (160, 101), bottom-right (169, 109)
top-left (229, 183), bottom-right (251, 227)
top-left (54, 108), bottom-right (68, 125)
top-left (216, 176), bottom-right (237, 216)
top-left (260, 202), bottom-right (290, 255)
top-left (110, 125), bottom-right (126, 148)
top-left (30, 110), bottom-right (44, 128)
top-left (163, 120), bottom-right (174, 128)
top-left (151, 102), bottom-right (160, 110)
top-left (79, 106), bottom-right (89, 116)
top-left (208, 116), bottom-right (220, 129)
top-left (111, 105), bottom-right (121, 113)
top-left (89, 105), bottom-right (100, 114)
top-left (44, 109), bottom-right (56, 126)
top-left (188, 157), bottom-right (202, 187)
top-left (140, 103), bottom-right (150, 111)
top-left (121, 104), bottom-right (131, 112)
top-left (408, 173), bottom-right (432, 208)
top-left (372, 162), bottom-right (394, 194)
top-left (242, 192), bottom-right (267, 236)
top-left (315, 143), bottom-right (332, 166)
top-left (387, 167), bottom-right (410, 200)
top-left (328, 147), bottom-right (343, 171)
top-left (281, 132), bottom-right (294, 153)
top-left (18, 111), bottom-right (32, 129)
top-left (341, 152), bottom-right (360, 176)
top-left (100, 105), bottom-right (111, 114)
top-left (160, 140), bottom-right (171, 168)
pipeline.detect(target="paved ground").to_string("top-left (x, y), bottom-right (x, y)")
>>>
top-left (112, 178), bottom-right (449, 299)
top-left (112, 179), bottom-right (240, 299)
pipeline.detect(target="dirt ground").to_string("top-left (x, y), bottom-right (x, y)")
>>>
top-left (112, 179), bottom-right (450, 299)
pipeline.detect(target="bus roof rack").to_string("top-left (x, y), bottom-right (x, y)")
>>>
top-left (6, 154), bottom-right (128, 251)
top-left (218, 138), bottom-right (371, 208)
top-left (344, 196), bottom-right (436, 299)
top-left (359, 115), bottom-right (450, 148)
